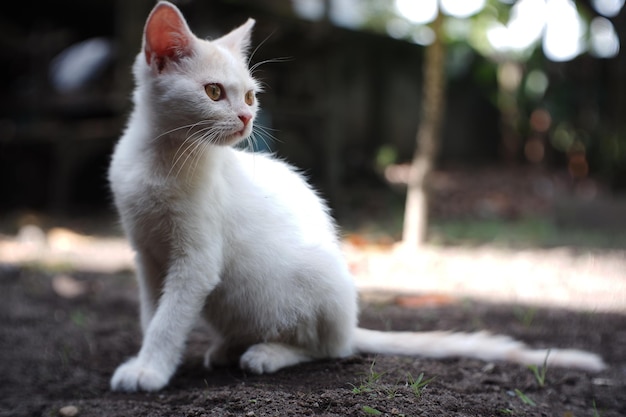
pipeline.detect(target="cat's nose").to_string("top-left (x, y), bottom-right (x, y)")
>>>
top-left (238, 113), bottom-right (252, 127)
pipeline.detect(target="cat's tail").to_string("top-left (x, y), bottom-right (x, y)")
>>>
top-left (352, 328), bottom-right (606, 372)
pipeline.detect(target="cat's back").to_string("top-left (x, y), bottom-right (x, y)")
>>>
top-left (231, 150), bottom-right (314, 201)
top-left (227, 150), bottom-right (335, 236)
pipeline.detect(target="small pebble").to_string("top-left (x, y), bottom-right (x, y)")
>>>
top-left (59, 405), bottom-right (79, 417)
top-left (481, 362), bottom-right (495, 373)
top-left (592, 377), bottom-right (615, 386)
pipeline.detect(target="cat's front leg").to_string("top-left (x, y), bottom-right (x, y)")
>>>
top-left (111, 259), bottom-right (218, 392)
top-left (135, 252), bottom-right (162, 334)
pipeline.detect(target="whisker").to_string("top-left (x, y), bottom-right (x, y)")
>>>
top-left (166, 123), bottom-right (217, 180)
top-left (167, 135), bottom-right (203, 181)
top-left (150, 120), bottom-right (213, 143)
top-left (192, 127), bottom-right (225, 169)
top-left (157, 118), bottom-right (265, 180)
top-left (253, 122), bottom-right (280, 133)
top-left (174, 136), bottom-right (208, 180)
top-left (248, 131), bottom-right (261, 152)
top-left (250, 57), bottom-right (293, 74)
top-left (248, 30), bottom-right (277, 67)
top-left (253, 124), bottom-right (282, 145)
top-left (193, 127), bottom-right (232, 170)
top-left (188, 137), bottom-right (210, 179)
top-left (235, 133), bottom-right (253, 151)
top-left (257, 133), bottom-right (273, 153)
top-left (249, 134), bottom-right (261, 152)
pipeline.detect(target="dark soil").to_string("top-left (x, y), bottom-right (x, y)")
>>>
top-left (1, 265), bottom-right (624, 417)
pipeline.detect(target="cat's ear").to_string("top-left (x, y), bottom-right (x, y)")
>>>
top-left (216, 19), bottom-right (255, 60)
top-left (143, 1), bottom-right (195, 72)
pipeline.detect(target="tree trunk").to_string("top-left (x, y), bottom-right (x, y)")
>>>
top-left (402, 11), bottom-right (446, 248)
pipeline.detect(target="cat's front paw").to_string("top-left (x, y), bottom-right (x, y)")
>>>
top-left (110, 357), bottom-right (170, 392)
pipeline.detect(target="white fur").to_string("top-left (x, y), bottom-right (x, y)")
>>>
top-left (109, 1), bottom-right (605, 392)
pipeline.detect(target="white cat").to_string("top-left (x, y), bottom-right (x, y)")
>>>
top-left (108, 1), bottom-right (605, 392)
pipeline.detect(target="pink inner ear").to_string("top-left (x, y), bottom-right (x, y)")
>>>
top-left (144, 4), bottom-right (191, 66)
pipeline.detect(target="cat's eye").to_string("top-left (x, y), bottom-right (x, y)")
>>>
top-left (245, 90), bottom-right (255, 106)
top-left (205, 83), bottom-right (222, 101)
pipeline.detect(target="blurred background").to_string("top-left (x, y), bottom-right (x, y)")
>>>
top-left (2, 6), bottom-right (625, 413)
top-left (1, 0), bottom-right (626, 248)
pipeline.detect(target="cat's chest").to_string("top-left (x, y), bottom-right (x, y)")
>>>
top-left (125, 204), bottom-right (215, 276)
top-left (138, 179), bottom-right (221, 222)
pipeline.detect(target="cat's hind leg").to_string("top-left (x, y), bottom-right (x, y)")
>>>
top-left (238, 250), bottom-right (358, 375)
top-left (239, 342), bottom-right (314, 374)
top-left (239, 301), bottom-right (356, 374)
top-left (202, 326), bottom-right (237, 370)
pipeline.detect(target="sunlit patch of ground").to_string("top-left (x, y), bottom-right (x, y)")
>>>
top-left (343, 239), bottom-right (626, 312)
top-left (1, 221), bottom-right (624, 312)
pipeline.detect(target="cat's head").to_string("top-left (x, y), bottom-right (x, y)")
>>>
top-left (135, 1), bottom-right (259, 146)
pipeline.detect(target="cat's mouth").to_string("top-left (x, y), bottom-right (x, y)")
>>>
top-left (217, 126), bottom-right (251, 146)
top-left (235, 124), bottom-right (252, 139)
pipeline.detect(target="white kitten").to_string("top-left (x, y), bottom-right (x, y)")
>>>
top-left (108, 1), bottom-right (605, 392)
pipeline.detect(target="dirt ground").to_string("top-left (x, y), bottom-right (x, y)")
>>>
top-left (1, 261), bottom-right (624, 417)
